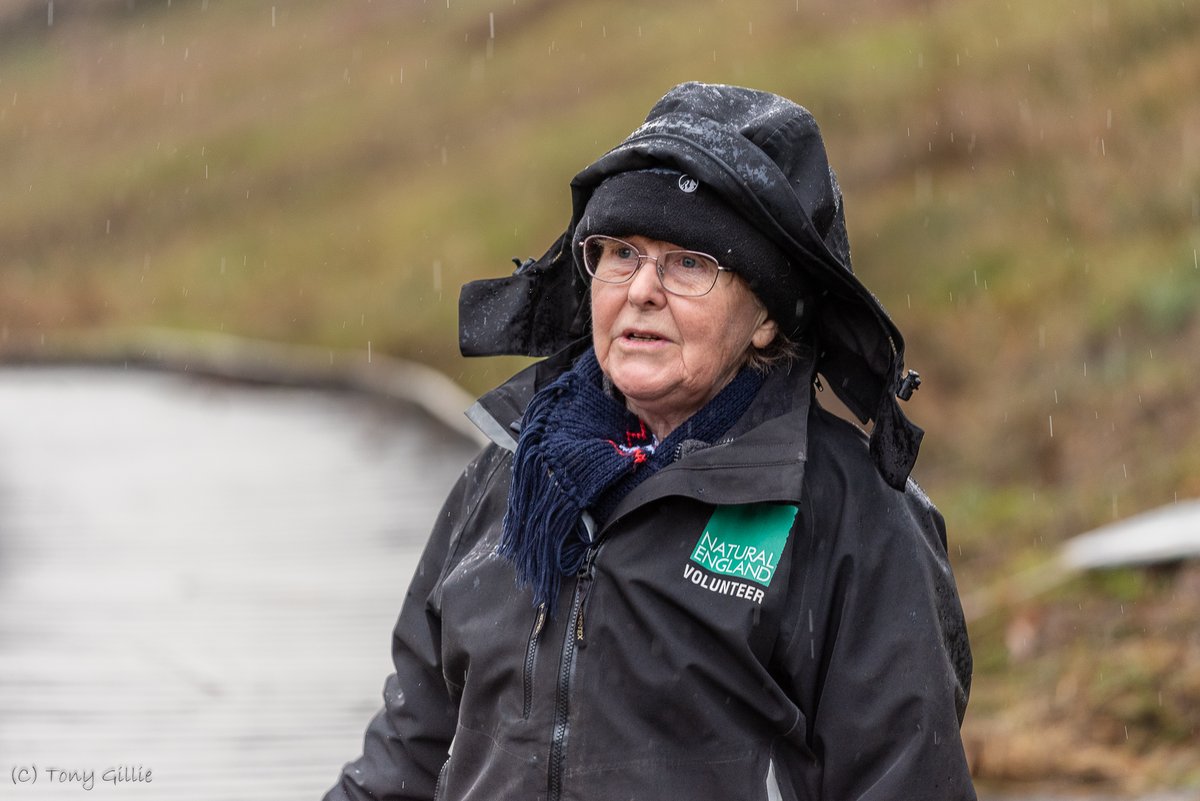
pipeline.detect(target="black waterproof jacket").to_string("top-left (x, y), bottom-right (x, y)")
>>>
top-left (324, 345), bottom-right (975, 801)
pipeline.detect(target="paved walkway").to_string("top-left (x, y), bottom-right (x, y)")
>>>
top-left (0, 367), bottom-right (477, 799)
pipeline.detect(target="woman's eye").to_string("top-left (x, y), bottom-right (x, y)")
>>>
top-left (679, 255), bottom-right (699, 269)
top-left (615, 247), bottom-right (635, 260)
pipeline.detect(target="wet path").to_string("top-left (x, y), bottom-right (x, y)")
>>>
top-left (0, 366), bottom-right (478, 799)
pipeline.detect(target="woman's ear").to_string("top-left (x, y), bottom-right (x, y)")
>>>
top-left (751, 317), bottom-right (778, 350)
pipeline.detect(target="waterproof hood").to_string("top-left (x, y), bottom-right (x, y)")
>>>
top-left (459, 82), bottom-right (924, 489)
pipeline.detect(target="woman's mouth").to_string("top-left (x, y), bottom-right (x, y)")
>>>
top-left (621, 325), bottom-right (668, 342)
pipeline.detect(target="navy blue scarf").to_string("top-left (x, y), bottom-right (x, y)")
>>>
top-left (498, 349), bottom-right (763, 617)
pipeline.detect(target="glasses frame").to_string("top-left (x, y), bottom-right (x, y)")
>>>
top-left (579, 234), bottom-right (731, 298)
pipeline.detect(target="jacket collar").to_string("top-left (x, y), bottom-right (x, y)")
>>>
top-left (466, 343), bottom-right (815, 520)
top-left (465, 339), bottom-right (589, 453)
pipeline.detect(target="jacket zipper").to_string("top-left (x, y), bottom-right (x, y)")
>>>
top-left (547, 544), bottom-right (599, 801)
top-left (432, 757), bottom-right (451, 801)
top-left (522, 603), bottom-right (547, 720)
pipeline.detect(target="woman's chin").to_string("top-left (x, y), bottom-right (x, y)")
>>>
top-left (611, 375), bottom-right (695, 429)
top-left (608, 364), bottom-right (673, 401)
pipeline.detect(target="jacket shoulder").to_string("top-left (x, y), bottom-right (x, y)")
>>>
top-left (802, 398), bottom-right (947, 550)
top-left (430, 442), bottom-right (513, 579)
top-left (804, 401), bottom-right (877, 490)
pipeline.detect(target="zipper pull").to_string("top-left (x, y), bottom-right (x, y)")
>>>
top-left (532, 603), bottom-right (547, 639)
top-left (574, 547), bottom-right (598, 643)
top-left (580, 544), bottom-right (599, 576)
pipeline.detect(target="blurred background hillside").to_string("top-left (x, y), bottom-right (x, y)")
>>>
top-left (1, 0), bottom-right (1198, 793)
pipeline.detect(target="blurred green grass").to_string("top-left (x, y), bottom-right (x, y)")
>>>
top-left (2, 0), bottom-right (1199, 790)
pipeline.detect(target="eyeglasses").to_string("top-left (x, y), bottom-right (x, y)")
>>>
top-left (579, 235), bottom-right (730, 298)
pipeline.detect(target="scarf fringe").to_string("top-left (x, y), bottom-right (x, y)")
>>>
top-left (498, 444), bottom-right (587, 615)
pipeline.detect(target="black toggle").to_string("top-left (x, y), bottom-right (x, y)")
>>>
top-left (897, 370), bottom-right (922, 401)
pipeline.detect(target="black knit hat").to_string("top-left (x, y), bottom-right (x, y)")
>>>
top-left (573, 169), bottom-right (809, 332)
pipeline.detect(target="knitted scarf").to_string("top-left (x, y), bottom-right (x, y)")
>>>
top-left (498, 348), bottom-right (763, 617)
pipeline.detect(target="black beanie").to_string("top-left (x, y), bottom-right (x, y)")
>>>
top-left (573, 169), bottom-right (809, 333)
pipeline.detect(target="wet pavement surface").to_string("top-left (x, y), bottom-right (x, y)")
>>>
top-left (0, 366), bottom-right (477, 799)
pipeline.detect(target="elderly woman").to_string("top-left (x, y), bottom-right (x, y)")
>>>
top-left (326, 83), bottom-right (974, 801)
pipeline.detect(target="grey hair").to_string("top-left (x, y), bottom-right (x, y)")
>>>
top-left (745, 329), bottom-right (802, 374)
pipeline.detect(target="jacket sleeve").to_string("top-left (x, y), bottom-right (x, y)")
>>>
top-left (772, 415), bottom-right (975, 800)
top-left (323, 445), bottom-right (508, 801)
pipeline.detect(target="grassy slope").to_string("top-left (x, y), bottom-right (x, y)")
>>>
top-left (2, 0), bottom-right (1198, 790)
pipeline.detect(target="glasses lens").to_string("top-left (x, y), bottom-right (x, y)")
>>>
top-left (583, 236), bottom-right (640, 283)
top-left (660, 250), bottom-right (721, 296)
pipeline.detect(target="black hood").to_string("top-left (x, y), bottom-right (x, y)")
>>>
top-left (459, 82), bottom-right (924, 489)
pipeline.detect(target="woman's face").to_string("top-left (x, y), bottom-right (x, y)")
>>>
top-left (590, 235), bottom-right (778, 438)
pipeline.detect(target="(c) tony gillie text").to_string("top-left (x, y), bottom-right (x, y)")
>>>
top-left (10, 764), bottom-right (153, 790)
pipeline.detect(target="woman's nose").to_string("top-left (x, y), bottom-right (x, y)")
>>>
top-left (625, 254), bottom-right (666, 305)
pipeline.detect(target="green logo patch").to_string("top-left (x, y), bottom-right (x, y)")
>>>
top-left (689, 503), bottom-right (797, 587)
